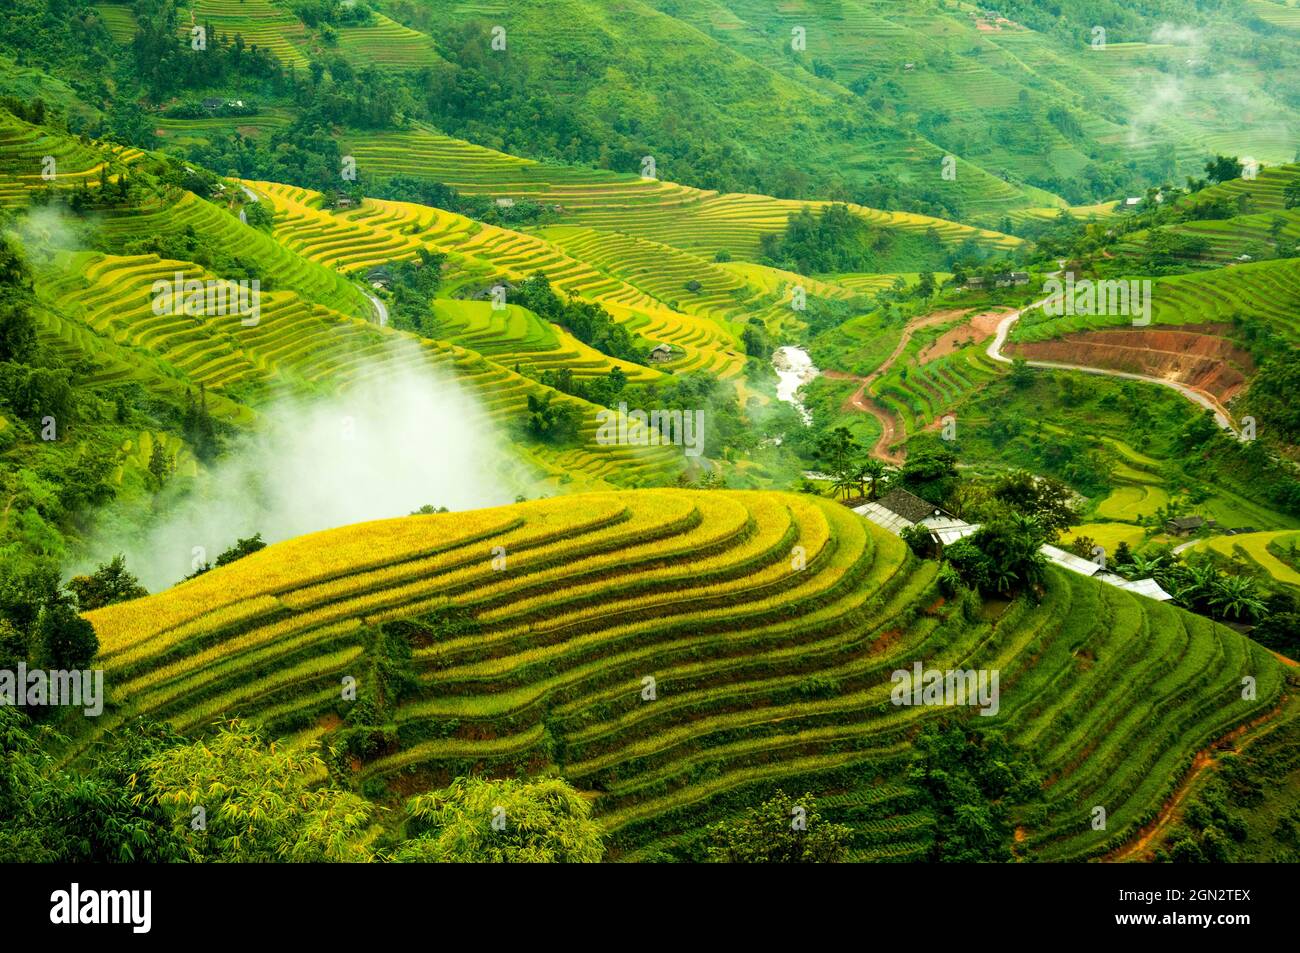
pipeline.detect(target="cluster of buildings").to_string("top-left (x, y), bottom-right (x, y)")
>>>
top-left (854, 488), bottom-right (1173, 601)
top-left (963, 272), bottom-right (1030, 290)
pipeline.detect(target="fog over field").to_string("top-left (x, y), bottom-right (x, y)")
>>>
top-left (77, 360), bottom-right (525, 590)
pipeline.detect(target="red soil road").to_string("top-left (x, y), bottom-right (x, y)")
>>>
top-left (1006, 325), bottom-right (1255, 405)
top-left (919, 309), bottom-right (1006, 364)
top-left (825, 308), bottom-right (981, 463)
top-left (985, 287), bottom-right (1239, 432)
top-left (824, 370), bottom-right (905, 465)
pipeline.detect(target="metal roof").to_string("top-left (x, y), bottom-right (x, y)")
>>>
top-left (1115, 577), bottom-right (1174, 601)
top-left (921, 517), bottom-right (981, 546)
top-left (1081, 570), bottom-right (1174, 602)
top-left (1041, 544), bottom-right (1104, 576)
top-left (852, 508), bottom-right (1174, 602)
top-left (854, 502), bottom-right (913, 536)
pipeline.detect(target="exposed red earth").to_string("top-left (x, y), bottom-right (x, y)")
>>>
top-left (828, 308), bottom-right (1004, 463)
top-left (918, 309), bottom-right (1006, 364)
top-left (1006, 325), bottom-right (1255, 405)
top-left (986, 285), bottom-right (1239, 431)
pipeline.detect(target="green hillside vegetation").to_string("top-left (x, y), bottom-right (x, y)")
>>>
top-left (63, 488), bottom-right (1286, 862)
top-left (922, 365), bottom-right (1300, 526)
top-left (0, 0), bottom-right (1297, 869)
top-left (9, 0), bottom-right (1297, 230)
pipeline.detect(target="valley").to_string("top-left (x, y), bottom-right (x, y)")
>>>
top-left (0, 0), bottom-right (1297, 871)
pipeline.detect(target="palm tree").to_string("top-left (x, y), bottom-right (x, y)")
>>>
top-left (1169, 558), bottom-right (1221, 613)
top-left (1209, 574), bottom-right (1266, 623)
top-left (1123, 551), bottom-right (1167, 580)
top-left (830, 471), bottom-right (857, 501)
top-left (974, 515), bottom-right (1048, 594)
top-left (857, 458), bottom-right (886, 500)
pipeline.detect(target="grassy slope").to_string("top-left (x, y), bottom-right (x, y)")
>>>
top-left (74, 487), bottom-right (1286, 861)
top-left (3, 118), bottom-right (686, 492)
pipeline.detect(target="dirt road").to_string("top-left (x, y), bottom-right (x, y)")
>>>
top-left (828, 308), bottom-right (975, 463)
top-left (986, 293), bottom-right (1237, 432)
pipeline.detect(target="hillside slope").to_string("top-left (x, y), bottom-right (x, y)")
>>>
top-left (79, 488), bottom-right (1287, 861)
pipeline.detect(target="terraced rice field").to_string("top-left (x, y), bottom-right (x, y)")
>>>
top-left (94, 188), bottom-right (371, 319)
top-left (1008, 202), bottom-right (1120, 226)
top-left (75, 489), bottom-right (1284, 860)
top-left (335, 12), bottom-right (442, 70)
top-left (36, 250), bottom-right (419, 395)
top-left (1249, 0), bottom-right (1300, 32)
top-left (342, 126), bottom-right (1021, 259)
top-left (180, 0), bottom-right (312, 68)
top-left (92, 3), bottom-right (138, 43)
top-left (155, 108), bottom-right (294, 146)
top-left (32, 246), bottom-right (683, 488)
top-left (1095, 483), bottom-right (1171, 523)
top-left (661, 0), bottom-right (1078, 221)
top-left (1009, 257), bottom-right (1300, 345)
top-left (247, 181), bottom-right (748, 379)
top-left (0, 112), bottom-right (142, 207)
top-left (1106, 166), bottom-right (1300, 265)
top-left (427, 300), bottom-right (659, 383)
top-left (872, 343), bottom-right (1004, 443)
top-left (1193, 530), bottom-right (1300, 589)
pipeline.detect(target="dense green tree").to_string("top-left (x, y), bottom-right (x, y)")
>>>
top-left (760, 204), bottom-right (887, 274)
top-left (1207, 574), bottom-right (1266, 623)
top-left (1009, 357), bottom-right (1034, 389)
top-left (816, 426), bottom-right (859, 477)
top-left (740, 318), bottom-right (771, 358)
top-left (32, 600), bottom-right (98, 670)
top-left (908, 723), bottom-right (1040, 863)
top-left (1204, 155), bottom-right (1245, 184)
top-left (525, 391), bottom-right (578, 442)
top-left (989, 470), bottom-right (1078, 535)
top-left (897, 443), bottom-right (960, 507)
top-left (395, 776), bottom-right (603, 863)
top-left (1285, 178), bottom-right (1300, 210)
top-left (0, 707), bottom-right (59, 860)
top-left (51, 720), bottom-right (191, 862)
top-left (704, 790), bottom-right (851, 863)
top-left (857, 457), bottom-right (886, 500)
top-left (0, 300), bottom-right (37, 365)
top-left (945, 514), bottom-right (1050, 596)
top-left (67, 555), bottom-right (148, 611)
top-left (137, 720), bottom-right (374, 862)
top-left (1243, 351), bottom-right (1300, 445)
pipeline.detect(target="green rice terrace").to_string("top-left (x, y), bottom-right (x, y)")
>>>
top-left (73, 489), bottom-right (1286, 861)
top-left (0, 0), bottom-right (1299, 874)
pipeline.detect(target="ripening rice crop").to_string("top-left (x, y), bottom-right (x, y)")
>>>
top-left (73, 488), bottom-right (1285, 861)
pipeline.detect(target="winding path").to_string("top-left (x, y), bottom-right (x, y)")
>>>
top-left (985, 284), bottom-right (1237, 433)
top-left (824, 370), bottom-right (903, 465)
top-left (832, 269), bottom-right (1241, 462)
top-left (828, 308), bottom-right (983, 463)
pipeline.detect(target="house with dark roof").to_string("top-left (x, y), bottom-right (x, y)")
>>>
top-left (876, 488), bottom-right (949, 523)
top-left (1165, 515), bottom-right (1215, 536)
top-left (853, 489), bottom-right (975, 550)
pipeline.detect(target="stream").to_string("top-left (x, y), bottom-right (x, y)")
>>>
top-left (772, 345), bottom-right (819, 425)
